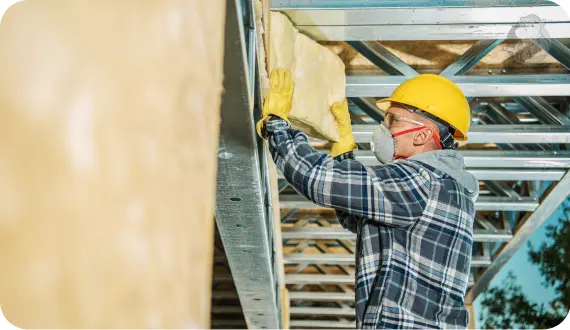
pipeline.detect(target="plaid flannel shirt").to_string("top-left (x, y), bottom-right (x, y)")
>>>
top-left (266, 118), bottom-right (475, 329)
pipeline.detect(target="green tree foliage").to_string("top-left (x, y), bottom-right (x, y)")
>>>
top-left (528, 215), bottom-right (570, 316)
top-left (479, 203), bottom-right (570, 329)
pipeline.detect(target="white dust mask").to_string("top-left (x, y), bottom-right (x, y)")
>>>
top-left (370, 123), bottom-right (396, 164)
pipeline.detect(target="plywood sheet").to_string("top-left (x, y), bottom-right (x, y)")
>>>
top-left (269, 12), bottom-right (344, 141)
top-left (0, 0), bottom-right (225, 328)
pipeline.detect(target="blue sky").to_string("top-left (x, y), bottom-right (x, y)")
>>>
top-left (473, 195), bottom-right (569, 327)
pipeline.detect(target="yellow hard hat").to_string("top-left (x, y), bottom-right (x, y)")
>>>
top-left (376, 74), bottom-right (471, 141)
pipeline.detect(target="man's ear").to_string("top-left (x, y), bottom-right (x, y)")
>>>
top-left (413, 128), bottom-right (433, 146)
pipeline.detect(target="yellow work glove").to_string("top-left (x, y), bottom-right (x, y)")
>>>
top-left (330, 99), bottom-right (357, 157)
top-left (256, 68), bottom-right (295, 139)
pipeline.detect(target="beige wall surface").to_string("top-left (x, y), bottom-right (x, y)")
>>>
top-left (0, 0), bottom-right (226, 328)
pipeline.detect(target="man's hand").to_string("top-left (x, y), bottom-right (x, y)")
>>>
top-left (256, 68), bottom-right (295, 139)
top-left (330, 98), bottom-right (357, 157)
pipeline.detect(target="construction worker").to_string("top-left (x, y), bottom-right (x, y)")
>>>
top-left (257, 69), bottom-right (479, 329)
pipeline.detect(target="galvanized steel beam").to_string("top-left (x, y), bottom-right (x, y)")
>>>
top-left (284, 253), bottom-right (492, 267)
top-left (485, 181), bottom-right (521, 199)
top-left (275, 6), bottom-right (569, 41)
top-left (282, 227), bottom-right (514, 242)
top-left (352, 150), bottom-right (570, 168)
top-left (289, 291), bottom-right (354, 301)
top-left (286, 274), bottom-right (354, 285)
top-left (346, 75), bottom-right (570, 97)
top-left (274, 5), bottom-right (564, 23)
top-left (466, 170), bottom-right (570, 303)
top-left (291, 307), bottom-right (355, 317)
top-left (481, 103), bottom-right (547, 150)
top-left (514, 96), bottom-right (570, 126)
top-left (290, 320), bottom-right (355, 329)
top-left (214, 0), bottom-right (279, 328)
top-left (440, 40), bottom-right (504, 77)
top-left (466, 169), bottom-right (565, 181)
top-left (476, 215), bottom-right (498, 231)
top-left (284, 253), bottom-right (354, 264)
top-left (292, 23), bottom-right (570, 41)
top-left (272, 0), bottom-right (557, 9)
top-left (347, 41), bottom-right (418, 77)
top-left (279, 168), bottom-right (566, 181)
top-left (279, 194), bottom-right (538, 211)
top-left (348, 98), bottom-right (384, 123)
top-left (485, 103), bottom-right (525, 125)
top-left (287, 275), bottom-right (475, 286)
top-left (351, 125), bottom-right (570, 144)
top-left (532, 38), bottom-right (570, 70)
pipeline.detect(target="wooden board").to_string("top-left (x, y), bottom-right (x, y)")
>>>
top-left (0, 0), bottom-right (225, 328)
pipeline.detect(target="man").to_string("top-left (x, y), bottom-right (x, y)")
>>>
top-left (257, 69), bottom-right (479, 329)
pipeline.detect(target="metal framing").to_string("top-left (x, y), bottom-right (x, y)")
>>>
top-left (346, 75), bottom-right (570, 97)
top-left (440, 40), bottom-right (504, 77)
top-left (281, 227), bottom-right (514, 242)
top-left (272, 2), bottom-right (570, 328)
top-left (215, 1), bottom-right (570, 328)
top-left (466, 171), bottom-right (570, 303)
top-left (347, 41), bottom-right (419, 77)
top-left (272, 0), bottom-right (557, 8)
top-left (289, 320), bottom-right (355, 329)
top-left (352, 125), bottom-right (570, 144)
top-left (284, 254), bottom-right (492, 267)
top-left (279, 194), bottom-right (540, 211)
top-left (279, 168), bottom-right (567, 181)
top-left (214, 0), bottom-right (280, 328)
top-left (278, 6), bottom-right (568, 25)
top-left (352, 150), bottom-right (570, 168)
top-left (532, 38), bottom-right (570, 70)
top-left (276, 5), bottom-right (570, 41)
top-left (289, 291), bottom-right (354, 301)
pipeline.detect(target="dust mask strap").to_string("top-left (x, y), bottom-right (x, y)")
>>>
top-left (393, 125), bottom-right (443, 151)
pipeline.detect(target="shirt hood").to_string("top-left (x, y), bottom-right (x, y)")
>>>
top-left (409, 150), bottom-right (479, 201)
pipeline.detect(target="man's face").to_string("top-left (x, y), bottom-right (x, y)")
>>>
top-left (384, 103), bottom-right (438, 157)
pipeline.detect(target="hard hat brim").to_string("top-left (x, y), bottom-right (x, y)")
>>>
top-left (375, 98), bottom-right (392, 112)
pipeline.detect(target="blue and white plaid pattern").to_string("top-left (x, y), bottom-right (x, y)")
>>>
top-left (267, 118), bottom-right (475, 329)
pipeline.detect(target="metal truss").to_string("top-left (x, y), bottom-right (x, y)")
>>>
top-left (269, 1), bottom-right (570, 328)
top-left (352, 125), bottom-right (570, 144)
top-left (346, 75), bottom-right (570, 97)
top-left (281, 227), bottom-right (514, 242)
top-left (278, 168), bottom-right (566, 181)
top-left (353, 150), bottom-right (570, 167)
top-left (284, 254), bottom-right (493, 267)
top-left (275, 4), bottom-right (570, 41)
top-left (280, 194), bottom-right (540, 211)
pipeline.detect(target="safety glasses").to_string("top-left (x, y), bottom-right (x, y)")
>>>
top-left (384, 113), bottom-right (425, 128)
top-left (384, 112), bottom-right (443, 149)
